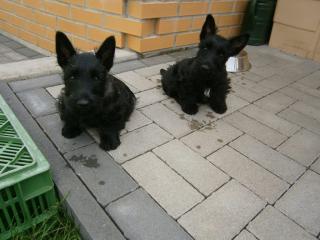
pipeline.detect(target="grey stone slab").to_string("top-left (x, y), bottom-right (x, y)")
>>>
top-left (0, 82), bottom-right (125, 240)
top-left (15, 47), bottom-right (39, 57)
top-left (4, 51), bottom-right (27, 61)
top-left (230, 134), bottom-right (305, 184)
top-left (123, 152), bottom-right (203, 218)
top-left (240, 104), bottom-right (300, 137)
top-left (115, 71), bottom-right (157, 92)
top-left (290, 101), bottom-right (320, 122)
top-left (254, 92), bottom-right (296, 113)
top-left (276, 171), bottom-right (320, 236)
top-left (181, 120), bottom-right (243, 157)
top-left (278, 129), bottom-right (320, 166)
top-left (280, 87), bottom-right (320, 110)
top-left (64, 144), bottom-right (137, 206)
top-left (9, 74), bottom-right (62, 92)
top-left (224, 112), bottom-right (287, 148)
top-left (248, 206), bottom-right (317, 240)
top-left (234, 230), bottom-right (257, 240)
top-left (109, 123), bottom-right (173, 163)
top-left (141, 54), bottom-right (176, 66)
top-left (135, 88), bottom-right (168, 108)
top-left (311, 158), bottom-right (320, 174)
top-left (17, 88), bottom-right (57, 117)
top-left (154, 139), bottom-right (229, 196)
top-left (278, 108), bottom-right (320, 136)
top-left (179, 180), bottom-right (266, 240)
top-left (37, 113), bottom-right (93, 154)
top-left (0, 44), bottom-right (11, 53)
top-left (0, 34), bottom-right (10, 42)
top-left (110, 60), bottom-right (146, 74)
top-left (297, 70), bottom-right (320, 89)
top-left (30, 54), bottom-right (45, 59)
top-left (208, 146), bottom-right (289, 204)
top-left (2, 40), bottom-right (24, 49)
top-left (107, 189), bottom-right (193, 240)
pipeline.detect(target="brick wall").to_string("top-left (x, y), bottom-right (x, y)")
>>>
top-left (0, 0), bottom-right (249, 54)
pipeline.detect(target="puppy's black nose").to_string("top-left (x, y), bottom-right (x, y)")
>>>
top-left (76, 99), bottom-right (90, 107)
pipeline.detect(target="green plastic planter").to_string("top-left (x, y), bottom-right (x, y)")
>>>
top-left (242, 0), bottom-right (277, 45)
top-left (0, 95), bottom-right (57, 240)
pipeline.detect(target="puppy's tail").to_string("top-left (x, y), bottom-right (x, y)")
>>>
top-left (160, 69), bottom-right (167, 76)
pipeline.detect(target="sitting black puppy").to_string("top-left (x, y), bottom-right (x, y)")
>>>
top-left (161, 14), bottom-right (249, 115)
top-left (55, 31), bottom-right (135, 150)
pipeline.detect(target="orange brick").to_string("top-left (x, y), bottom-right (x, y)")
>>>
top-left (38, 37), bottom-right (55, 52)
top-left (228, 26), bottom-right (241, 37)
top-left (176, 32), bottom-right (199, 47)
top-left (23, 0), bottom-right (43, 8)
top-left (105, 15), bottom-right (153, 37)
top-left (216, 14), bottom-right (243, 27)
top-left (156, 18), bottom-right (192, 34)
top-left (127, 34), bottom-right (174, 53)
top-left (69, 0), bottom-right (85, 6)
top-left (179, 2), bottom-right (209, 16)
top-left (128, 2), bottom-right (178, 19)
top-left (10, 15), bottom-right (26, 28)
top-left (1, 1), bottom-right (15, 12)
top-left (87, 0), bottom-right (123, 14)
top-left (34, 11), bottom-right (56, 28)
top-left (218, 28), bottom-right (230, 38)
top-left (192, 16), bottom-right (206, 30)
top-left (57, 18), bottom-right (87, 37)
top-left (19, 30), bottom-right (37, 45)
top-left (13, 3), bottom-right (35, 20)
top-left (1, 22), bottom-right (19, 36)
top-left (87, 26), bottom-right (124, 48)
top-left (211, 1), bottom-right (235, 14)
top-left (234, 0), bottom-right (249, 12)
top-left (46, 27), bottom-right (56, 40)
top-left (72, 36), bottom-right (98, 51)
top-left (71, 7), bottom-right (102, 26)
top-left (25, 21), bottom-right (47, 35)
top-left (44, 1), bottom-right (69, 18)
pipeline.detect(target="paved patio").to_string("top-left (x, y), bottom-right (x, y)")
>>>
top-left (1, 45), bottom-right (320, 240)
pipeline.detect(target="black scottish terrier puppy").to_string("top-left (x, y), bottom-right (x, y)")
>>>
top-left (161, 14), bottom-right (249, 115)
top-left (55, 32), bottom-right (135, 150)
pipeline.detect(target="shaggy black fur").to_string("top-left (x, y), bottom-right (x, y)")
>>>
top-left (55, 31), bottom-right (135, 150)
top-left (161, 14), bottom-right (249, 115)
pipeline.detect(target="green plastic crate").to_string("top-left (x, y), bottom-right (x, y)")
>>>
top-left (0, 94), bottom-right (57, 240)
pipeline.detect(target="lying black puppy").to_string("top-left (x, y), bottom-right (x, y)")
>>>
top-left (55, 31), bottom-right (135, 150)
top-left (161, 14), bottom-right (249, 115)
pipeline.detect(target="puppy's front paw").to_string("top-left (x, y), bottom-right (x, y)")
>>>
top-left (182, 104), bottom-right (198, 115)
top-left (100, 136), bottom-right (120, 151)
top-left (210, 103), bottom-right (227, 114)
top-left (62, 126), bottom-right (82, 138)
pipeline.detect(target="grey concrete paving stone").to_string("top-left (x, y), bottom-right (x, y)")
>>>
top-left (311, 158), bottom-right (320, 174)
top-left (178, 180), bottom-right (266, 240)
top-left (254, 91), bottom-right (296, 113)
top-left (115, 71), bottom-right (157, 92)
top-left (4, 51), bottom-right (27, 61)
top-left (64, 144), bottom-right (137, 206)
top-left (46, 84), bottom-right (64, 99)
top-left (280, 87), bottom-right (320, 110)
top-left (0, 82), bottom-right (125, 240)
top-left (134, 62), bottom-right (174, 77)
top-left (230, 134), bottom-right (305, 184)
top-left (276, 171), bottom-right (320, 236)
top-left (141, 103), bottom-right (194, 138)
top-left (141, 54), bottom-right (176, 66)
top-left (224, 111), bottom-right (287, 148)
top-left (37, 113), bottom-right (93, 154)
top-left (2, 40), bottom-right (24, 49)
top-left (109, 123), bottom-right (173, 163)
top-left (181, 120), bottom-right (243, 157)
top-left (208, 146), bottom-right (289, 204)
top-left (240, 104), bottom-right (300, 136)
top-left (123, 152), bottom-right (204, 218)
top-left (297, 70), bottom-right (320, 89)
top-left (107, 189), bottom-right (193, 240)
top-left (0, 34), bottom-right (10, 42)
top-left (135, 88), bottom-right (168, 108)
top-left (125, 110), bottom-right (152, 132)
top-left (0, 44), bottom-right (11, 53)
top-left (15, 47), bottom-right (40, 57)
top-left (258, 74), bottom-right (293, 91)
top-left (17, 88), bottom-right (57, 117)
top-left (248, 206), bottom-right (317, 240)
top-left (231, 83), bottom-right (262, 102)
top-left (153, 139), bottom-right (229, 196)
top-left (278, 108), bottom-right (320, 136)
top-left (291, 82), bottom-right (320, 98)
top-left (110, 60), bottom-right (146, 74)
top-left (234, 230), bottom-right (257, 240)
top-left (290, 101), bottom-right (320, 122)
top-left (278, 129), bottom-right (320, 166)
top-left (9, 74), bottom-right (62, 92)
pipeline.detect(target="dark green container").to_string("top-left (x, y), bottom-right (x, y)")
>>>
top-left (242, 0), bottom-right (277, 45)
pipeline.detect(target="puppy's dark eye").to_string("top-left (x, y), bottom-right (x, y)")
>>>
top-left (69, 75), bottom-right (75, 80)
top-left (94, 76), bottom-right (99, 81)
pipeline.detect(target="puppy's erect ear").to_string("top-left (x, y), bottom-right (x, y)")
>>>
top-left (200, 14), bottom-right (217, 41)
top-left (96, 36), bottom-right (116, 71)
top-left (56, 31), bottom-right (76, 68)
top-left (228, 34), bottom-right (249, 56)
